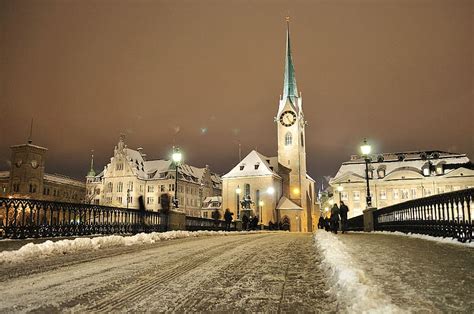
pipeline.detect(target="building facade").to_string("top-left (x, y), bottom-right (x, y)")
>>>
top-left (221, 21), bottom-right (316, 232)
top-left (330, 151), bottom-right (474, 218)
top-left (86, 136), bottom-right (222, 217)
top-left (0, 141), bottom-right (86, 202)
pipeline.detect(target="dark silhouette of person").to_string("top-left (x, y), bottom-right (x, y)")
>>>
top-left (324, 217), bottom-right (331, 232)
top-left (224, 208), bottom-right (233, 231)
top-left (242, 215), bottom-right (249, 230)
top-left (318, 216), bottom-right (325, 229)
top-left (339, 201), bottom-right (349, 234)
top-left (330, 204), bottom-right (340, 234)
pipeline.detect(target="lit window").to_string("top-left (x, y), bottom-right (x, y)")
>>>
top-left (117, 182), bottom-right (123, 193)
top-left (401, 189), bottom-right (409, 200)
top-left (148, 185), bottom-right (154, 193)
top-left (116, 163), bottom-right (123, 171)
top-left (393, 189), bottom-right (399, 199)
top-left (380, 190), bottom-right (387, 200)
top-left (410, 188), bottom-right (417, 199)
top-left (341, 191), bottom-right (348, 201)
top-left (353, 191), bottom-right (360, 201)
top-left (285, 132), bottom-right (292, 146)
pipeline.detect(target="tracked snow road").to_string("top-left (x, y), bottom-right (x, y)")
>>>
top-left (0, 232), bottom-right (336, 312)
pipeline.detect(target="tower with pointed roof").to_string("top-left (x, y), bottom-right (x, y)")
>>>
top-left (221, 19), bottom-right (316, 232)
top-left (276, 17), bottom-right (307, 208)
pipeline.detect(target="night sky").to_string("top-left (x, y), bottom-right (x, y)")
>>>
top-left (1, 0), bottom-right (472, 186)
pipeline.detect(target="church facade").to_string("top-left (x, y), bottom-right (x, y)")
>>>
top-left (222, 21), bottom-right (316, 232)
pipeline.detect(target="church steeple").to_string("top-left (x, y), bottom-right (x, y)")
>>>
top-left (283, 17), bottom-right (298, 100)
top-left (87, 150), bottom-right (96, 177)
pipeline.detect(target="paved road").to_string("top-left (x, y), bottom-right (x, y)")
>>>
top-left (0, 233), bottom-right (336, 312)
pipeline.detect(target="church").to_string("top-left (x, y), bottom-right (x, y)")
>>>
top-left (221, 20), bottom-right (316, 232)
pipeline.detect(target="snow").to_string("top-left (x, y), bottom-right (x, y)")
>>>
top-left (222, 150), bottom-right (280, 178)
top-left (371, 231), bottom-right (474, 248)
top-left (0, 230), bottom-right (259, 265)
top-left (314, 231), bottom-right (403, 314)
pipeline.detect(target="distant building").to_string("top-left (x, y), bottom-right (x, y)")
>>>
top-left (0, 141), bottom-right (86, 202)
top-left (221, 21), bottom-right (316, 232)
top-left (86, 136), bottom-right (222, 217)
top-left (330, 151), bottom-right (474, 218)
top-left (201, 196), bottom-right (222, 219)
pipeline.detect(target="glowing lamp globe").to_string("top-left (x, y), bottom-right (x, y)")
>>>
top-left (259, 200), bottom-right (264, 207)
top-left (360, 139), bottom-right (371, 156)
top-left (236, 187), bottom-right (241, 194)
top-left (172, 149), bottom-right (182, 163)
top-left (337, 185), bottom-right (344, 192)
top-left (267, 186), bottom-right (275, 195)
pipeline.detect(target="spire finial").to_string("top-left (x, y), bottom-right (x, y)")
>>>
top-left (283, 16), bottom-right (298, 100)
top-left (28, 118), bottom-right (34, 144)
top-left (87, 149), bottom-right (96, 177)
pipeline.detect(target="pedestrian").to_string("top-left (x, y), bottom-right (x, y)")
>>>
top-left (339, 201), bottom-right (349, 234)
top-left (251, 216), bottom-right (259, 230)
top-left (242, 214), bottom-right (249, 230)
top-left (224, 208), bottom-right (233, 231)
top-left (318, 216), bottom-right (325, 229)
top-left (324, 217), bottom-right (331, 232)
top-left (330, 204), bottom-right (340, 234)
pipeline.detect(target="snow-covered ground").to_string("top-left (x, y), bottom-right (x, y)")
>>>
top-left (0, 230), bottom-right (259, 265)
top-left (314, 230), bottom-right (474, 313)
top-left (0, 232), bottom-right (335, 312)
top-left (371, 230), bottom-right (474, 248)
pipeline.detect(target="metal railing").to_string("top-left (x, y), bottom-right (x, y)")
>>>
top-left (375, 188), bottom-right (473, 242)
top-left (347, 214), bottom-right (364, 231)
top-left (186, 216), bottom-right (236, 231)
top-left (0, 198), bottom-right (233, 239)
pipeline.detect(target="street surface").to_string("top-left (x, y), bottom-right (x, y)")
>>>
top-left (0, 233), bottom-right (336, 312)
top-left (335, 232), bottom-right (474, 313)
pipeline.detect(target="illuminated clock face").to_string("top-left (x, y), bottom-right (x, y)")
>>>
top-left (279, 111), bottom-right (297, 127)
top-left (15, 159), bottom-right (23, 168)
top-left (31, 160), bottom-right (38, 169)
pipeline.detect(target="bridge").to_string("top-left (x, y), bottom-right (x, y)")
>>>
top-left (0, 190), bottom-right (472, 312)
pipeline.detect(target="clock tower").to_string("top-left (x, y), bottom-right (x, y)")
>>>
top-left (276, 18), bottom-right (307, 207)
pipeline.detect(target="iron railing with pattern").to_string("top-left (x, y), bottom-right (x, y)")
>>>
top-left (186, 216), bottom-right (236, 231)
top-left (347, 214), bottom-right (364, 231)
top-left (375, 188), bottom-right (473, 242)
top-left (0, 198), bottom-right (238, 239)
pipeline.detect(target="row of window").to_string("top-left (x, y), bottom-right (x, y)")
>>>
top-left (105, 181), bottom-right (205, 195)
top-left (341, 185), bottom-right (468, 202)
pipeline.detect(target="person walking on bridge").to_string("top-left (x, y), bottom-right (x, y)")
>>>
top-left (339, 201), bottom-right (349, 234)
top-left (224, 208), bottom-right (233, 231)
top-left (330, 204), bottom-right (340, 234)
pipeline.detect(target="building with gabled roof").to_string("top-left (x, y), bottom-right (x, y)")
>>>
top-left (221, 20), bottom-right (316, 232)
top-left (330, 150), bottom-right (474, 218)
top-left (86, 135), bottom-right (221, 217)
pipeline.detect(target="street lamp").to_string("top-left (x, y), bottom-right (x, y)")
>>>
top-left (360, 139), bottom-right (372, 208)
top-left (259, 200), bottom-right (264, 228)
top-left (236, 186), bottom-right (241, 219)
top-left (337, 185), bottom-right (344, 203)
top-left (172, 147), bottom-right (182, 209)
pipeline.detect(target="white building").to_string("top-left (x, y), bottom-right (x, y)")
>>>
top-left (221, 20), bottom-right (316, 232)
top-left (86, 136), bottom-right (222, 217)
top-left (330, 151), bottom-right (474, 218)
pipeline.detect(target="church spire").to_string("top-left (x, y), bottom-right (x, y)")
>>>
top-left (87, 149), bottom-right (96, 177)
top-left (283, 16), bottom-right (298, 100)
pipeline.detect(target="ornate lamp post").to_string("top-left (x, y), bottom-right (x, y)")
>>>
top-left (172, 147), bottom-right (182, 209)
top-left (337, 185), bottom-right (344, 203)
top-left (236, 186), bottom-right (241, 219)
top-left (360, 139), bottom-right (372, 208)
top-left (259, 200), bottom-right (264, 229)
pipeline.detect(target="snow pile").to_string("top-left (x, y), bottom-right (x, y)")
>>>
top-left (314, 231), bottom-right (403, 314)
top-left (371, 231), bottom-right (474, 248)
top-left (0, 230), bottom-right (259, 265)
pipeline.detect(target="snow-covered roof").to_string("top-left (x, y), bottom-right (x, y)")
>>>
top-left (94, 142), bottom-right (221, 187)
top-left (10, 143), bottom-right (48, 150)
top-left (276, 196), bottom-right (303, 210)
top-left (222, 150), bottom-right (281, 179)
top-left (331, 150), bottom-right (472, 184)
top-left (44, 173), bottom-right (85, 188)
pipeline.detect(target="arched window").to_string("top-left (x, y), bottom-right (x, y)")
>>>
top-left (285, 132), bottom-right (292, 146)
top-left (244, 183), bottom-right (250, 197)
